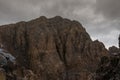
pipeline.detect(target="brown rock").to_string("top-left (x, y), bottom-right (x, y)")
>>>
top-left (0, 68), bottom-right (6, 80)
top-left (0, 16), bottom-right (108, 80)
top-left (109, 46), bottom-right (120, 55)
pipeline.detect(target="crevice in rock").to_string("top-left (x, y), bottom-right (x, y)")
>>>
top-left (55, 41), bottom-right (63, 62)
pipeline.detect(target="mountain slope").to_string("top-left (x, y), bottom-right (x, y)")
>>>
top-left (0, 16), bottom-right (108, 80)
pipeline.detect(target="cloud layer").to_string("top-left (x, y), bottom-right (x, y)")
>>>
top-left (0, 0), bottom-right (120, 48)
top-left (95, 0), bottom-right (120, 20)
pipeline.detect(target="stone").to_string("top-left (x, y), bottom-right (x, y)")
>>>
top-left (93, 46), bottom-right (120, 80)
top-left (0, 16), bottom-right (108, 80)
top-left (0, 68), bottom-right (6, 80)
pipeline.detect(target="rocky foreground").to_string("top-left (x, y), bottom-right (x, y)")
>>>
top-left (0, 16), bottom-right (116, 80)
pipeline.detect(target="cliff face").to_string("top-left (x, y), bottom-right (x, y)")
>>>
top-left (93, 56), bottom-right (120, 80)
top-left (93, 47), bottom-right (120, 80)
top-left (0, 16), bottom-right (108, 80)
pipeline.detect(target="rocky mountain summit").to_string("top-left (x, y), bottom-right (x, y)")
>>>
top-left (0, 16), bottom-right (108, 80)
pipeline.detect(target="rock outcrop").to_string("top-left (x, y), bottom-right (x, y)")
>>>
top-left (0, 16), bottom-right (108, 80)
top-left (93, 47), bottom-right (120, 80)
top-left (93, 55), bottom-right (120, 80)
top-left (109, 46), bottom-right (120, 55)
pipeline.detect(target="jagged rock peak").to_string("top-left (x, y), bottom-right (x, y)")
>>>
top-left (50, 16), bottom-right (63, 20)
top-left (33, 16), bottom-right (47, 21)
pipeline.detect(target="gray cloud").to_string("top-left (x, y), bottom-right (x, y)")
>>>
top-left (92, 0), bottom-right (120, 48)
top-left (0, 0), bottom-right (95, 24)
top-left (95, 0), bottom-right (120, 20)
top-left (0, 0), bottom-right (119, 48)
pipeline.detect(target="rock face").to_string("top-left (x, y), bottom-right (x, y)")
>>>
top-left (109, 46), bottom-right (120, 55)
top-left (0, 69), bottom-right (6, 80)
top-left (93, 56), bottom-right (120, 80)
top-left (0, 16), bottom-right (108, 80)
top-left (93, 47), bottom-right (120, 80)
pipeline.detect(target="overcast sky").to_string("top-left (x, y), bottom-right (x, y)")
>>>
top-left (0, 0), bottom-right (120, 48)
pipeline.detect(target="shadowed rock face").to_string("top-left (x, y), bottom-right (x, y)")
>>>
top-left (93, 47), bottom-right (120, 80)
top-left (93, 55), bottom-right (120, 80)
top-left (0, 16), bottom-right (108, 80)
top-left (109, 46), bottom-right (120, 55)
